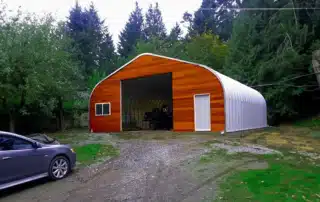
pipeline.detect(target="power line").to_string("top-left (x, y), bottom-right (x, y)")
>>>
top-left (250, 72), bottom-right (320, 88)
top-left (260, 84), bottom-right (318, 87)
top-left (199, 7), bottom-right (320, 11)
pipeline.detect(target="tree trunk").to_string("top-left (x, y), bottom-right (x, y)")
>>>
top-left (312, 50), bottom-right (320, 87)
top-left (58, 97), bottom-right (65, 131)
top-left (9, 112), bottom-right (15, 132)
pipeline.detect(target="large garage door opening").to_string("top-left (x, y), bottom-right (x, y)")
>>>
top-left (121, 73), bottom-right (173, 131)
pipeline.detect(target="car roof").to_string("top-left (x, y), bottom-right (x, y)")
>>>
top-left (0, 130), bottom-right (34, 142)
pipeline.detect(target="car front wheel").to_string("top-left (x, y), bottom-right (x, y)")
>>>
top-left (49, 156), bottom-right (70, 180)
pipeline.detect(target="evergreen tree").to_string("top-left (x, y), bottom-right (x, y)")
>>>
top-left (168, 23), bottom-right (182, 41)
top-left (66, 1), bottom-right (85, 64)
top-left (191, 0), bottom-right (236, 41)
top-left (118, 2), bottom-right (143, 58)
top-left (66, 2), bottom-right (116, 76)
top-left (82, 3), bottom-right (104, 72)
top-left (193, 0), bottom-right (218, 35)
top-left (100, 28), bottom-right (117, 73)
top-left (143, 3), bottom-right (166, 40)
top-left (224, 0), bottom-right (320, 123)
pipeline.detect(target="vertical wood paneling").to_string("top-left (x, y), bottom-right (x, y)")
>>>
top-left (90, 55), bottom-right (225, 132)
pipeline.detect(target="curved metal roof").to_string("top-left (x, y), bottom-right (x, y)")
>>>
top-left (91, 53), bottom-right (265, 103)
top-left (210, 70), bottom-right (265, 104)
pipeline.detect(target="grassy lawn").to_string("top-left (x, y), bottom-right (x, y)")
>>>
top-left (199, 149), bottom-right (233, 163)
top-left (74, 143), bottom-right (119, 165)
top-left (293, 117), bottom-right (320, 129)
top-left (216, 155), bottom-right (320, 202)
top-left (46, 129), bottom-right (119, 166)
top-left (201, 126), bottom-right (320, 202)
top-left (198, 123), bottom-right (320, 202)
top-left (48, 129), bottom-right (92, 145)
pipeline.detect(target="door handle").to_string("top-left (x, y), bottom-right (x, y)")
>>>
top-left (2, 157), bottom-right (12, 160)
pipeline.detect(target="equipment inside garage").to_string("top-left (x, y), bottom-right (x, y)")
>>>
top-left (121, 73), bottom-right (173, 131)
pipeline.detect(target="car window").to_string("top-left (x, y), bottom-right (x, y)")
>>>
top-left (0, 135), bottom-right (33, 151)
top-left (0, 135), bottom-right (12, 151)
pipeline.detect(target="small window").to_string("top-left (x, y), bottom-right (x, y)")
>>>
top-left (96, 104), bottom-right (103, 115)
top-left (95, 103), bottom-right (111, 116)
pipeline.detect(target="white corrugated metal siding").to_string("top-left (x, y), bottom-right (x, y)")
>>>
top-left (208, 69), bottom-right (267, 132)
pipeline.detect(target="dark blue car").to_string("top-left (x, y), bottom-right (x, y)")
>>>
top-left (0, 131), bottom-right (76, 190)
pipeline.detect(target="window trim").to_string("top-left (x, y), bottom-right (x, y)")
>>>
top-left (95, 102), bottom-right (111, 116)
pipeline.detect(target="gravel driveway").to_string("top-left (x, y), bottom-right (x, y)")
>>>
top-left (0, 134), bottom-right (262, 202)
top-left (0, 135), bottom-right (213, 202)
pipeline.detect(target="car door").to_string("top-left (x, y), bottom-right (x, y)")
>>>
top-left (0, 135), bottom-right (15, 184)
top-left (0, 134), bottom-right (47, 184)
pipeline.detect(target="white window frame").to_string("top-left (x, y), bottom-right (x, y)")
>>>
top-left (95, 102), bottom-right (111, 116)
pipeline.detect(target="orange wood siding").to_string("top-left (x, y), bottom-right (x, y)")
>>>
top-left (90, 55), bottom-right (225, 132)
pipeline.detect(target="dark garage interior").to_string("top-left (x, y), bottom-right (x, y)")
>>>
top-left (121, 73), bottom-right (173, 131)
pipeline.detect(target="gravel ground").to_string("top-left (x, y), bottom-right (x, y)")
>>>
top-left (0, 137), bottom-right (214, 202)
top-left (0, 134), bottom-right (272, 202)
top-left (289, 150), bottom-right (320, 160)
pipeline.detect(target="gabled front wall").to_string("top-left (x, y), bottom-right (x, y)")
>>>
top-left (90, 55), bottom-right (225, 132)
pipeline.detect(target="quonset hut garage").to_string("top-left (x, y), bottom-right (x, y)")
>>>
top-left (89, 53), bottom-right (267, 133)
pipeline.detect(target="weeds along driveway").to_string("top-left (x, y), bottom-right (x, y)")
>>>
top-left (0, 132), bottom-right (259, 202)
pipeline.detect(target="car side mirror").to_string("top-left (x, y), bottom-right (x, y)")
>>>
top-left (32, 142), bottom-right (41, 149)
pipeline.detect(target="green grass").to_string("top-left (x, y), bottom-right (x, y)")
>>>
top-left (47, 130), bottom-right (120, 166)
top-left (199, 143), bottom-right (320, 201)
top-left (74, 143), bottom-right (119, 165)
top-left (293, 117), bottom-right (320, 128)
top-left (201, 140), bottom-right (222, 147)
top-left (49, 130), bottom-right (89, 145)
top-left (310, 131), bottom-right (320, 139)
top-left (216, 157), bottom-right (320, 202)
top-left (200, 149), bottom-right (231, 163)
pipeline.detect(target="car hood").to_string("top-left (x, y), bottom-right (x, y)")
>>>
top-left (40, 144), bottom-right (71, 149)
top-left (29, 133), bottom-right (60, 145)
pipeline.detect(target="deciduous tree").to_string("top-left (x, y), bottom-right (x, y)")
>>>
top-left (0, 12), bottom-right (80, 132)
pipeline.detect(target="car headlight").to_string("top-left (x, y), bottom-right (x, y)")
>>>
top-left (70, 148), bottom-right (75, 153)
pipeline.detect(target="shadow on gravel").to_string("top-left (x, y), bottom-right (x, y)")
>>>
top-left (0, 170), bottom-right (81, 199)
top-left (0, 178), bottom-right (51, 198)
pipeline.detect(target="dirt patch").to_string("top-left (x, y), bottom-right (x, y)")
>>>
top-left (236, 161), bottom-right (269, 171)
top-left (265, 132), bottom-right (289, 145)
top-left (240, 127), bottom-right (320, 154)
top-left (111, 130), bottom-right (220, 141)
top-left (209, 142), bottom-right (281, 155)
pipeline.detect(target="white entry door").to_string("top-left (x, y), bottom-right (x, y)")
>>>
top-left (194, 94), bottom-right (211, 131)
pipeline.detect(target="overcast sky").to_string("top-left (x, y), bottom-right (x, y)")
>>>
top-left (3, 0), bottom-right (201, 45)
